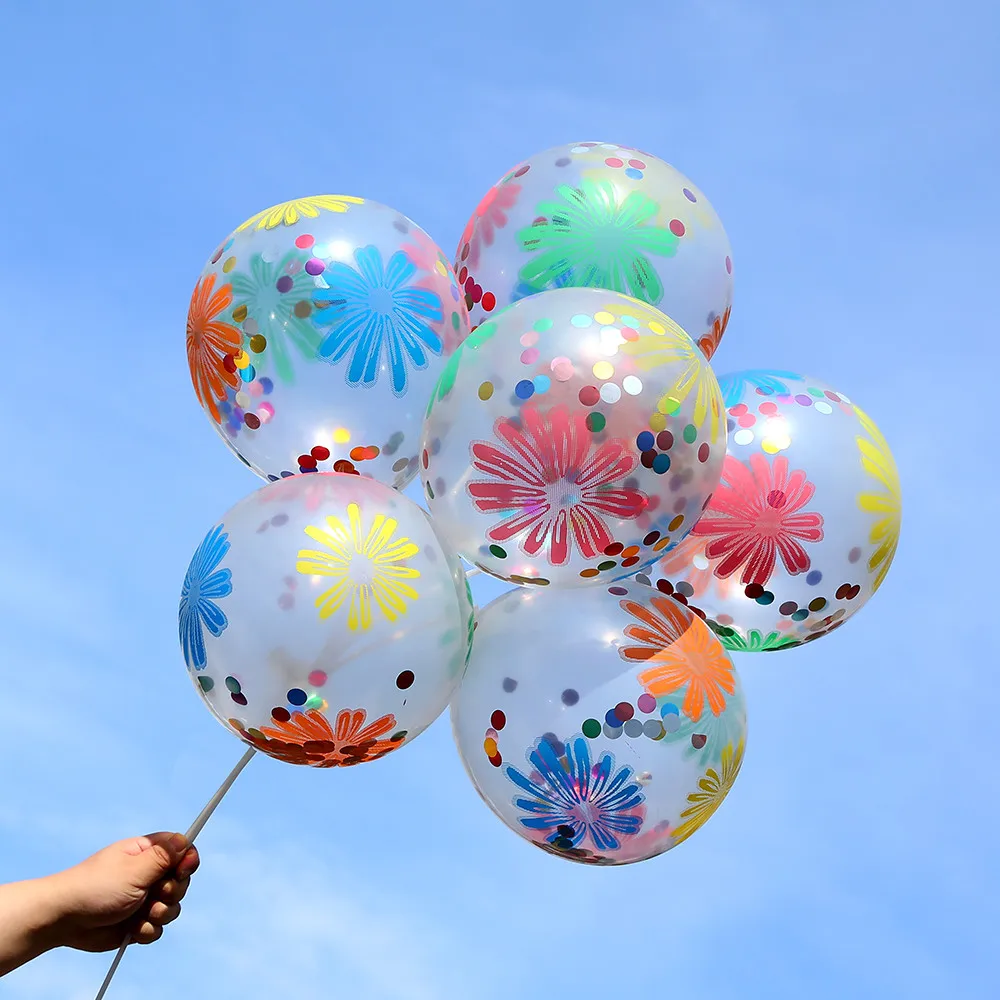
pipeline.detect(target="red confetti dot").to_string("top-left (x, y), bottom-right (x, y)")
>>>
top-left (350, 446), bottom-right (365, 461)
top-left (759, 402), bottom-right (778, 415)
top-left (297, 454), bottom-right (317, 469)
top-left (294, 234), bottom-right (315, 249)
top-left (698, 443), bottom-right (710, 463)
top-left (271, 707), bottom-right (291, 723)
top-left (333, 459), bottom-right (358, 474)
top-left (656, 430), bottom-right (673, 450)
top-left (458, 266), bottom-right (469, 284)
top-left (628, 158), bottom-right (646, 169)
top-left (621, 325), bottom-right (639, 341)
top-left (396, 670), bottom-right (415, 690)
top-left (656, 579), bottom-right (674, 594)
top-left (464, 276), bottom-right (475, 294)
top-left (311, 445), bottom-right (330, 461)
top-left (730, 403), bottom-right (748, 416)
top-left (308, 670), bottom-right (328, 687)
top-left (422, 449), bottom-right (429, 468)
top-left (621, 556), bottom-right (640, 568)
top-left (363, 445), bottom-right (380, 460)
top-left (578, 386), bottom-right (600, 406)
top-left (604, 542), bottom-right (624, 556)
top-left (488, 753), bottom-right (503, 768)
top-left (669, 219), bottom-right (686, 237)
top-left (738, 414), bottom-right (756, 428)
top-left (615, 701), bottom-right (635, 722)
top-left (471, 284), bottom-right (483, 303)
top-left (244, 413), bottom-right (261, 429)
top-left (640, 450), bottom-right (656, 469)
top-left (490, 709), bottom-right (506, 730)
top-left (481, 291), bottom-right (496, 311)
top-left (223, 354), bottom-right (237, 373)
top-left (461, 243), bottom-right (470, 261)
top-left (605, 157), bottom-right (624, 167)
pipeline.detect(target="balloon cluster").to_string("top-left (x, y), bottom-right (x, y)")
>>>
top-left (181, 142), bottom-right (901, 869)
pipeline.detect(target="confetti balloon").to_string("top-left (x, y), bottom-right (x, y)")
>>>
top-left (643, 369), bottom-right (902, 651)
top-left (186, 195), bottom-right (470, 488)
top-left (452, 583), bottom-right (748, 865)
top-left (179, 472), bottom-right (474, 766)
top-left (420, 288), bottom-right (726, 588)
top-left (456, 140), bottom-right (733, 360)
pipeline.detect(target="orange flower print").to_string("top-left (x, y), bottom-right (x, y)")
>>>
top-left (618, 594), bottom-right (691, 661)
top-left (186, 274), bottom-right (241, 423)
top-left (698, 305), bottom-right (730, 361)
top-left (634, 618), bottom-right (736, 721)
top-left (241, 707), bottom-right (404, 767)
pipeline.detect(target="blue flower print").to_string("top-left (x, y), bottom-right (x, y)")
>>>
top-left (313, 245), bottom-right (443, 396)
top-left (506, 736), bottom-right (645, 852)
top-left (179, 524), bottom-right (233, 670)
top-left (717, 369), bottom-right (804, 408)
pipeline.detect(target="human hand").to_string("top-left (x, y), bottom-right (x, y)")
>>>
top-left (49, 832), bottom-right (200, 952)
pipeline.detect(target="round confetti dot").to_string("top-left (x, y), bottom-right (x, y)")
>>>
top-left (808, 597), bottom-right (828, 612)
top-left (533, 375), bottom-right (551, 393)
top-left (662, 714), bottom-right (681, 733)
top-left (660, 702), bottom-right (680, 717)
top-left (333, 427), bottom-right (350, 444)
top-left (271, 707), bottom-right (291, 723)
top-left (624, 168), bottom-right (643, 179)
top-left (669, 219), bottom-right (686, 237)
top-left (733, 429), bottom-right (754, 446)
top-left (579, 567), bottom-right (600, 578)
top-left (305, 258), bottom-right (325, 276)
top-left (779, 601), bottom-right (798, 616)
top-left (222, 256), bottom-right (236, 273)
top-left (608, 585), bottom-right (628, 596)
top-left (691, 734), bottom-right (708, 750)
top-left (478, 381), bottom-right (494, 400)
top-left (482, 292), bottom-right (497, 311)
top-left (605, 708), bottom-right (621, 727)
top-left (483, 737), bottom-right (498, 756)
top-left (624, 719), bottom-right (643, 738)
top-left (297, 454), bottom-right (318, 470)
top-left (640, 450), bottom-right (656, 469)
top-left (579, 385), bottom-right (600, 406)
top-left (260, 378), bottom-right (274, 394)
top-left (502, 677), bottom-right (517, 693)
top-left (604, 723), bottom-right (623, 739)
top-left (515, 379), bottom-right (535, 399)
top-left (597, 559), bottom-right (616, 571)
top-left (520, 347), bottom-right (540, 365)
top-left (571, 313), bottom-right (593, 328)
top-left (491, 709), bottom-right (506, 730)
top-left (657, 396), bottom-right (681, 416)
top-left (594, 311), bottom-right (615, 325)
top-left (643, 530), bottom-right (661, 546)
top-left (488, 753), bottom-right (503, 768)
top-left (605, 542), bottom-right (624, 556)
top-left (648, 320), bottom-right (666, 335)
top-left (392, 457), bottom-right (409, 472)
top-left (726, 256), bottom-right (733, 274)
top-left (615, 701), bottom-right (635, 722)
top-left (637, 693), bottom-right (656, 713)
top-left (643, 719), bottom-right (664, 739)
top-left (682, 424), bottom-right (698, 444)
top-left (683, 188), bottom-right (697, 202)
top-left (652, 453), bottom-right (671, 474)
top-left (232, 304), bottom-right (248, 323)
top-left (586, 412), bottom-right (606, 432)
top-left (756, 591), bottom-right (774, 605)
top-left (600, 383), bottom-right (621, 404)
top-left (276, 275), bottom-right (293, 293)
top-left (561, 688), bottom-right (580, 706)
top-left (534, 317), bottom-right (553, 332)
top-left (592, 361), bottom-right (614, 380)
top-left (815, 401), bottom-right (833, 414)
top-left (636, 431), bottom-right (655, 451)
top-left (698, 443), bottom-right (710, 462)
top-left (231, 692), bottom-right (248, 706)
top-left (295, 234), bottom-right (315, 249)
top-left (582, 718), bottom-right (602, 739)
top-left (551, 356), bottom-right (574, 381)
top-left (488, 544), bottom-right (507, 558)
top-left (622, 375), bottom-right (642, 395)
top-left (848, 547), bottom-right (862, 563)
top-left (197, 676), bottom-right (214, 693)
top-left (396, 670), bottom-right (414, 690)
top-left (806, 570), bottom-right (823, 585)
top-left (308, 670), bottom-right (328, 687)
top-left (225, 676), bottom-right (241, 694)
top-left (311, 445), bottom-right (330, 462)
top-left (648, 413), bottom-right (667, 432)
top-left (520, 331), bottom-right (539, 347)
top-left (791, 609), bottom-right (810, 621)
top-left (287, 688), bottom-right (307, 706)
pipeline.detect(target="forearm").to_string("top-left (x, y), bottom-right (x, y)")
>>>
top-left (0, 877), bottom-right (67, 977)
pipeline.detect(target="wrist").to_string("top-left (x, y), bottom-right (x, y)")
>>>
top-left (0, 876), bottom-right (70, 976)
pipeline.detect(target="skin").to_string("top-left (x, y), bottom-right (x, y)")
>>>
top-left (0, 832), bottom-right (200, 978)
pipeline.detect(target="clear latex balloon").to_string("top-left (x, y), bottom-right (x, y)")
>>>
top-left (178, 472), bottom-right (474, 766)
top-left (455, 141), bottom-right (733, 360)
top-left (186, 195), bottom-right (470, 488)
top-left (452, 583), bottom-right (747, 865)
top-left (643, 370), bottom-right (902, 651)
top-left (421, 288), bottom-right (726, 587)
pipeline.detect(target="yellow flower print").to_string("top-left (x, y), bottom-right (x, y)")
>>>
top-left (296, 503), bottom-right (420, 631)
top-left (671, 738), bottom-right (745, 845)
top-left (618, 313), bottom-right (724, 442)
top-left (854, 406), bottom-right (902, 592)
top-left (236, 194), bottom-right (365, 232)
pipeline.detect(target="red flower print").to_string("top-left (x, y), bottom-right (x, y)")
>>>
top-left (186, 274), bottom-right (241, 423)
top-left (468, 405), bottom-right (648, 566)
top-left (241, 707), bottom-right (404, 767)
top-left (459, 178), bottom-right (522, 269)
top-left (698, 305), bottom-right (730, 361)
top-left (692, 453), bottom-right (824, 586)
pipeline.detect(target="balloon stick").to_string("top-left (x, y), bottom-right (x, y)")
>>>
top-left (93, 747), bottom-right (257, 1000)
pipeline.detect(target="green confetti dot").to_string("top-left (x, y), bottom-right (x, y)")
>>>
top-left (582, 718), bottom-right (602, 739)
top-left (534, 317), bottom-right (554, 332)
top-left (808, 387), bottom-right (825, 397)
top-left (489, 544), bottom-right (507, 558)
top-left (586, 412), bottom-right (606, 432)
top-left (198, 676), bottom-right (214, 693)
top-left (426, 482), bottom-right (435, 500)
top-left (683, 424), bottom-right (698, 444)
top-left (225, 676), bottom-right (241, 694)
top-left (304, 695), bottom-right (323, 710)
top-left (597, 560), bottom-right (617, 571)
top-left (451, 311), bottom-right (460, 330)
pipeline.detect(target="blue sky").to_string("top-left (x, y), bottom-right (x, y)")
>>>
top-left (1, 1), bottom-right (997, 997)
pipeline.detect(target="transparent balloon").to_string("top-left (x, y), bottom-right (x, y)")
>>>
top-left (179, 472), bottom-right (474, 766)
top-left (186, 195), bottom-right (470, 488)
top-left (644, 370), bottom-right (902, 651)
top-left (452, 583), bottom-right (748, 865)
top-left (456, 140), bottom-right (733, 360)
top-left (421, 288), bottom-right (726, 587)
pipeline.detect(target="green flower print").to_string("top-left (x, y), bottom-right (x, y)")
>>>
top-left (714, 626), bottom-right (799, 653)
top-left (427, 319), bottom-right (500, 413)
top-left (517, 180), bottom-right (678, 305)
top-left (229, 252), bottom-right (322, 383)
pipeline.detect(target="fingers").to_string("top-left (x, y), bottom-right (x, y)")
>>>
top-left (156, 876), bottom-right (190, 905)
top-left (133, 901), bottom-right (181, 944)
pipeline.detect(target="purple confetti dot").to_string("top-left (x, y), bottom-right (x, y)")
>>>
top-left (683, 188), bottom-right (697, 202)
top-left (795, 394), bottom-right (813, 406)
top-left (276, 275), bottom-right (293, 293)
top-left (305, 258), bottom-right (325, 276)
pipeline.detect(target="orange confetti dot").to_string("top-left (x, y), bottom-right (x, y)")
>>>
top-left (668, 514), bottom-right (685, 532)
top-left (483, 737), bottom-right (498, 756)
top-left (622, 545), bottom-right (640, 558)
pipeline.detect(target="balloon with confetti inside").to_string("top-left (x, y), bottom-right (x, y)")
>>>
top-left (186, 195), bottom-right (470, 489)
top-left (452, 583), bottom-right (747, 865)
top-left (643, 369), bottom-right (902, 652)
top-left (455, 141), bottom-right (733, 360)
top-left (178, 472), bottom-right (474, 766)
top-left (421, 287), bottom-right (726, 588)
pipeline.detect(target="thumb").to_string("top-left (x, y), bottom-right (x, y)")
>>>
top-left (127, 832), bottom-right (190, 889)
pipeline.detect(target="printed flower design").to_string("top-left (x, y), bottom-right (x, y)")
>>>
top-left (313, 246), bottom-right (443, 396)
top-left (855, 406), bottom-right (901, 592)
top-left (296, 503), bottom-right (420, 631)
top-left (671, 739), bottom-right (745, 845)
top-left (467, 405), bottom-right (648, 566)
top-left (713, 627), bottom-right (797, 653)
top-left (179, 525), bottom-right (233, 670)
top-left (656, 684), bottom-right (747, 765)
top-left (693, 453), bottom-right (825, 586)
top-left (634, 616), bottom-right (736, 721)
top-left (507, 737), bottom-right (645, 853)
top-left (241, 708), bottom-right (403, 767)
top-left (717, 369), bottom-right (803, 408)
top-left (236, 195), bottom-right (365, 232)
top-left (698, 305), bottom-right (731, 361)
top-left (429, 318), bottom-right (500, 411)
top-left (618, 317), bottom-right (724, 442)
top-left (186, 274), bottom-right (241, 423)
top-left (460, 176), bottom-right (522, 269)
top-left (618, 593), bottom-right (691, 660)
top-left (517, 180), bottom-right (678, 304)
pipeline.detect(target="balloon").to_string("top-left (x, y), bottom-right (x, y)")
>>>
top-left (178, 471), bottom-right (474, 767)
top-left (451, 583), bottom-right (747, 865)
top-left (642, 369), bottom-right (902, 651)
top-left (421, 288), bottom-right (726, 588)
top-left (455, 141), bottom-right (733, 360)
top-left (186, 195), bottom-right (470, 489)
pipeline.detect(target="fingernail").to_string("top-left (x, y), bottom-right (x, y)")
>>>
top-left (178, 848), bottom-right (199, 877)
top-left (169, 833), bottom-right (188, 854)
